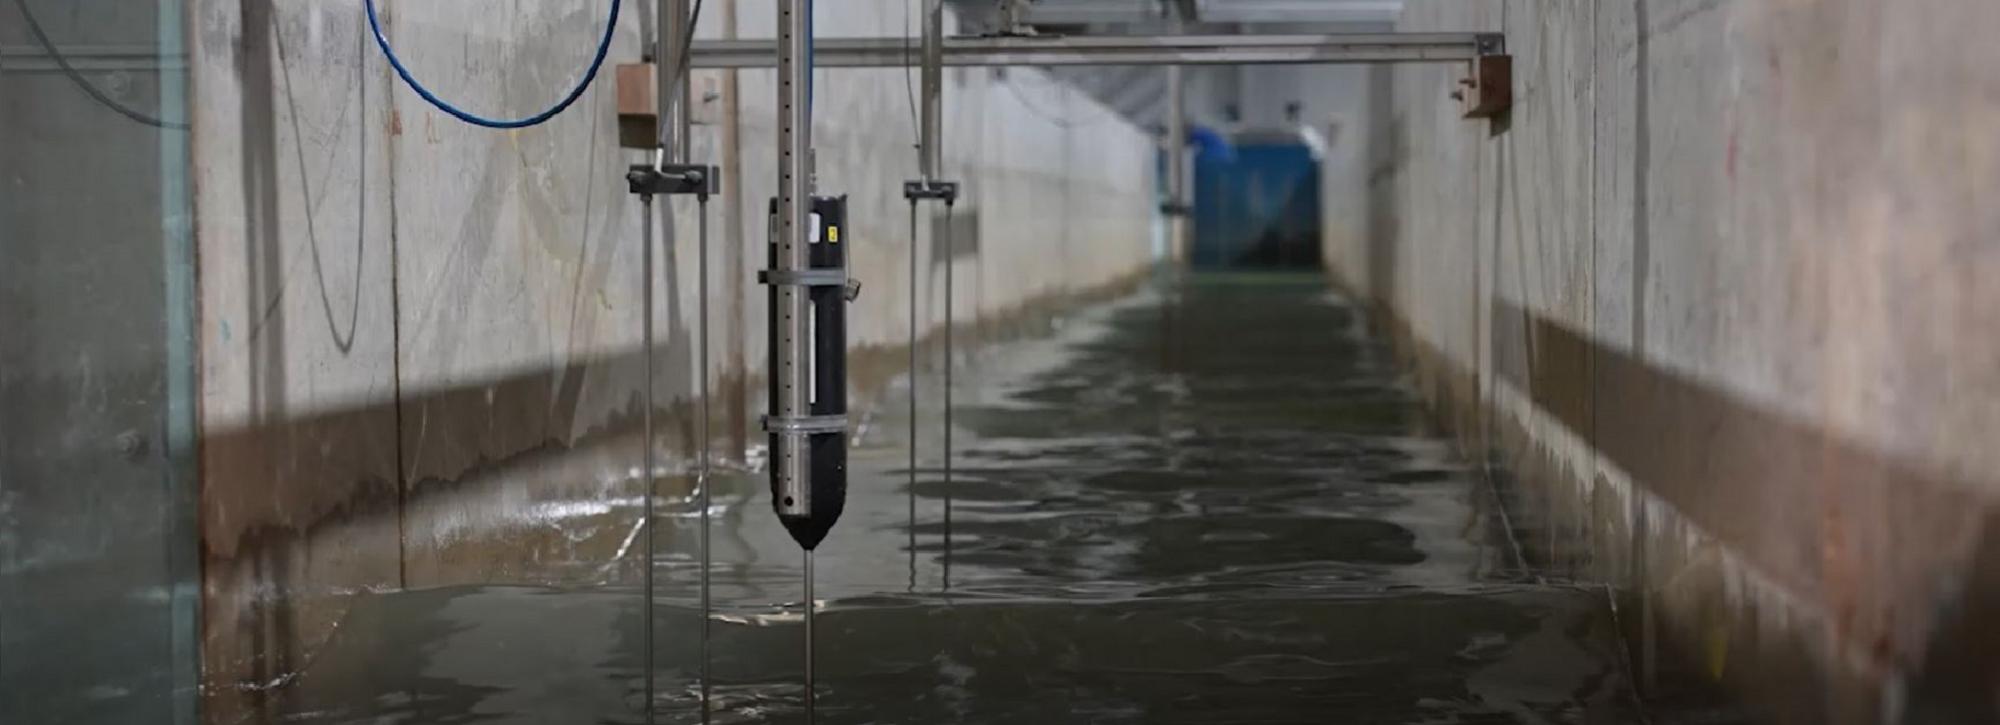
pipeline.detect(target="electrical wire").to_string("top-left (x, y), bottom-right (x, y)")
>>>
top-left (10, 0), bottom-right (188, 130)
top-left (365, 0), bottom-right (621, 129)
top-left (666, 0), bottom-right (706, 118)
top-left (676, 0), bottom-right (707, 89)
top-left (1002, 74), bottom-right (1109, 130)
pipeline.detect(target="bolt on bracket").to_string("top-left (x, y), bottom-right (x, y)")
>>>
top-left (627, 163), bottom-right (720, 198)
top-left (902, 179), bottom-right (960, 203)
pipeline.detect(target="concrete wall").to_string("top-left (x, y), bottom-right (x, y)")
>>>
top-left (187, 0), bottom-right (1156, 717)
top-left (1326, 1), bottom-right (2000, 721)
top-left (2, 2), bottom-right (203, 721)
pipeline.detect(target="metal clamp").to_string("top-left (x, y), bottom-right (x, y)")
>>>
top-left (759, 268), bottom-right (848, 287)
top-left (761, 414), bottom-right (848, 434)
top-left (1475, 33), bottom-right (1506, 56)
top-left (902, 179), bottom-right (960, 202)
top-left (627, 163), bottom-right (720, 198)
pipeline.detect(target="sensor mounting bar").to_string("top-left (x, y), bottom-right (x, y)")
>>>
top-left (687, 32), bottom-right (1501, 69)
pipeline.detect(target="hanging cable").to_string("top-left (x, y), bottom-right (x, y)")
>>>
top-left (672, 0), bottom-right (708, 101)
top-left (365, 0), bottom-right (621, 129)
top-left (10, 0), bottom-right (188, 130)
top-left (1002, 75), bottom-right (1112, 130)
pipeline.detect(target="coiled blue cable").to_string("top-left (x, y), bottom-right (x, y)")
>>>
top-left (365, 0), bottom-right (621, 129)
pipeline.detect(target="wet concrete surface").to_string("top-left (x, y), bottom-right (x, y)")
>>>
top-left (276, 274), bottom-right (1743, 724)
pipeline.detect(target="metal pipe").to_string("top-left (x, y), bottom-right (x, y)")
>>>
top-left (941, 199), bottom-right (955, 590)
top-left (906, 199), bottom-right (919, 592)
top-left (680, 0), bottom-right (696, 164)
top-left (688, 32), bottom-right (1497, 68)
top-left (918, 0), bottom-right (943, 180)
top-left (773, 0), bottom-right (812, 516)
top-left (696, 196), bottom-right (713, 723)
top-left (638, 192), bottom-right (658, 725)
top-left (678, 1), bottom-right (695, 165)
top-left (636, 0), bottom-right (657, 60)
top-left (1165, 63), bottom-right (1185, 260)
top-left (659, 0), bottom-right (686, 157)
top-left (803, 550), bottom-right (816, 723)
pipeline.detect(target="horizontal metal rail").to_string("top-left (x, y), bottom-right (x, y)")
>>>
top-left (1022, 0), bottom-right (1403, 25)
top-left (688, 32), bottom-right (1501, 69)
top-left (0, 43), bottom-right (187, 73)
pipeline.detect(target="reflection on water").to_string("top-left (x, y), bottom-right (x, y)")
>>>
top-left (280, 275), bottom-right (1740, 724)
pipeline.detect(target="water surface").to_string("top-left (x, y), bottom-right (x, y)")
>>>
top-left (284, 275), bottom-right (1722, 724)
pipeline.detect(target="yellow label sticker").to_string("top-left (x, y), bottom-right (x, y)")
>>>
top-left (828, 226), bottom-right (840, 243)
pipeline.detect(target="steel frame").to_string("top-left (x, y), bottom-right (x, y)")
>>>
top-left (688, 32), bottom-right (1503, 69)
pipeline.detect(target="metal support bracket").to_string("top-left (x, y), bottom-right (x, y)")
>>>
top-left (759, 268), bottom-right (847, 287)
top-left (903, 179), bottom-right (960, 203)
top-left (1455, 54), bottom-right (1513, 120)
top-left (626, 163), bottom-right (719, 198)
top-left (761, 414), bottom-right (849, 434)
top-left (1475, 33), bottom-right (1506, 56)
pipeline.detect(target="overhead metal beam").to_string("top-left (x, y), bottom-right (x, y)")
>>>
top-left (1019, 0), bottom-right (1400, 26)
top-left (1205, 0), bottom-right (1401, 23)
top-left (0, 43), bottom-right (187, 72)
top-left (688, 32), bottom-right (1500, 69)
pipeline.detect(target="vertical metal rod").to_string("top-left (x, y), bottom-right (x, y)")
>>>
top-left (639, 192), bottom-right (658, 725)
top-left (1165, 63), bottom-right (1185, 262)
top-left (779, 1), bottom-right (815, 721)
top-left (661, 0), bottom-right (689, 159)
top-left (803, 550), bottom-right (816, 724)
top-left (678, 1), bottom-right (695, 165)
top-left (1639, 507), bottom-right (1658, 693)
top-left (696, 196), bottom-right (713, 723)
top-left (941, 200), bottom-right (954, 590)
top-left (907, 199), bottom-right (919, 591)
top-left (156, 0), bottom-right (200, 719)
top-left (773, 0), bottom-right (813, 516)
top-left (918, 0), bottom-right (943, 180)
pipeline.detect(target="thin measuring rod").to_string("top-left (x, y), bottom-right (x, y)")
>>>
top-left (941, 199), bottom-right (954, 590)
top-left (696, 195), bottom-right (713, 723)
top-left (803, 550), bottom-right (816, 724)
top-left (639, 192), bottom-right (658, 725)
top-left (907, 199), bottom-right (919, 591)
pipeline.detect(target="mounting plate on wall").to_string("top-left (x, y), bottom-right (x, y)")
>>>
top-left (1455, 54), bottom-right (1513, 121)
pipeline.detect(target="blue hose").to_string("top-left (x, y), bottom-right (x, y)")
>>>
top-left (365, 0), bottom-right (621, 129)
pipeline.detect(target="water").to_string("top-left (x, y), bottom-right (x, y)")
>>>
top-left (279, 274), bottom-right (1729, 724)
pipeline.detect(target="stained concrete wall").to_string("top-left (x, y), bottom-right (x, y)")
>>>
top-left (187, 0), bottom-right (1155, 717)
top-left (1325, 1), bottom-right (2000, 721)
top-left (2, 2), bottom-right (204, 721)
